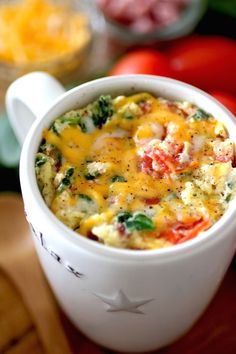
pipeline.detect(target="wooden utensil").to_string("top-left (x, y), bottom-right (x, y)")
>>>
top-left (0, 194), bottom-right (73, 354)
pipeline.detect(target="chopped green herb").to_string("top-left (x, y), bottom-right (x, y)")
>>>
top-left (80, 121), bottom-right (87, 133)
top-left (65, 167), bottom-right (74, 178)
top-left (51, 122), bottom-right (60, 135)
top-left (83, 161), bottom-right (102, 180)
top-left (125, 213), bottom-right (155, 231)
top-left (35, 154), bottom-right (47, 167)
top-left (165, 192), bottom-right (178, 201)
top-left (191, 109), bottom-right (211, 121)
top-left (50, 111), bottom-right (84, 135)
top-left (50, 120), bottom-right (62, 136)
top-left (79, 194), bottom-right (92, 202)
top-left (116, 211), bottom-right (155, 232)
top-left (116, 211), bottom-right (132, 223)
top-left (77, 193), bottom-right (97, 214)
top-left (227, 182), bottom-right (234, 189)
top-left (39, 143), bottom-right (62, 166)
top-left (84, 171), bottom-right (101, 180)
top-left (84, 174), bottom-right (96, 180)
top-left (226, 194), bottom-right (232, 202)
top-left (60, 111), bottom-right (81, 125)
top-left (57, 167), bottom-right (74, 193)
top-left (91, 95), bottom-right (113, 128)
top-left (123, 112), bottom-right (134, 120)
top-left (111, 175), bottom-right (126, 183)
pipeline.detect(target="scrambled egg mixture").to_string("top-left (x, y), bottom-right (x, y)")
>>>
top-left (35, 93), bottom-right (236, 250)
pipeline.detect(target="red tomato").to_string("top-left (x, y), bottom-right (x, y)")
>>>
top-left (210, 91), bottom-right (236, 116)
top-left (140, 139), bottom-right (184, 178)
top-left (163, 218), bottom-right (211, 245)
top-left (109, 49), bottom-right (175, 77)
top-left (168, 36), bottom-right (236, 94)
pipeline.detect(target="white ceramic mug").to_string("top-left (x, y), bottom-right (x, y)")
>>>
top-left (6, 73), bottom-right (236, 353)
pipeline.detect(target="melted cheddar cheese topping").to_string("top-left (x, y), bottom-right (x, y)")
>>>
top-left (35, 93), bottom-right (236, 250)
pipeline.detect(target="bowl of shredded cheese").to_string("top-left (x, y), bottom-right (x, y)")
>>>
top-left (0, 0), bottom-right (92, 85)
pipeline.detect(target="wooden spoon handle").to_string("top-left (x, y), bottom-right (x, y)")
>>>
top-left (1, 251), bottom-right (73, 354)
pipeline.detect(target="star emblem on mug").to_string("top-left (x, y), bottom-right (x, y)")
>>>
top-left (94, 289), bottom-right (153, 314)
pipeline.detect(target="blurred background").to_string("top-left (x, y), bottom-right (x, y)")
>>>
top-left (0, 2), bottom-right (236, 353)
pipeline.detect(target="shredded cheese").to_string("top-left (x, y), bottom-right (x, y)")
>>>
top-left (0, 0), bottom-right (91, 64)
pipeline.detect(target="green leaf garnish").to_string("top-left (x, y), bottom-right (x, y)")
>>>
top-left (84, 171), bottom-right (101, 180)
top-left (60, 111), bottom-right (81, 126)
top-left (116, 212), bottom-right (155, 232)
top-left (123, 112), bottom-right (134, 120)
top-left (50, 111), bottom-right (82, 135)
top-left (111, 175), bottom-right (126, 183)
top-left (125, 213), bottom-right (155, 231)
top-left (227, 182), bottom-right (234, 189)
top-left (117, 211), bottom-right (132, 223)
top-left (191, 109), bottom-right (211, 121)
top-left (79, 194), bottom-right (92, 202)
top-left (79, 119), bottom-right (88, 133)
top-left (39, 143), bottom-right (62, 166)
top-left (91, 95), bottom-right (113, 128)
top-left (58, 167), bottom-right (74, 193)
top-left (35, 154), bottom-right (47, 167)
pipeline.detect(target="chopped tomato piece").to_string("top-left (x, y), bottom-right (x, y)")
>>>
top-left (139, 139), bottom-right (185, 177)
top-left (139, 148), bottom-right (170, 177)
top-left (140, 153), bottom-right (153, 170)
top-left (162, 218), bottom-right (211, 244)
top-left (143, 197), bottom-right (160, 205)
top-left (117, 223), bottom-right (126, 235)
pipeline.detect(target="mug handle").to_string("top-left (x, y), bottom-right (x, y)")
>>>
top-left (6, 72), bottom-right (66, 145)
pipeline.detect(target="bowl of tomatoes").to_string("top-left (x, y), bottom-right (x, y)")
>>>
top-left (108, 35), bottom-right (236, 115)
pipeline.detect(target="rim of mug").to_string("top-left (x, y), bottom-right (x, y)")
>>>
top-left (20, 74), bottom-right (236, 260)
